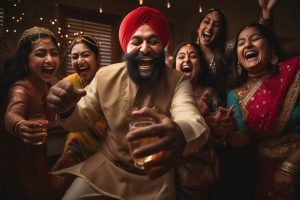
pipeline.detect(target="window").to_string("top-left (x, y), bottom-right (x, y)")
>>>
top-left (59, 5), bottom-right (121, 76)
top-left (64, 18), bottom-right (114, 75)
top-left (0, 7), bottom-right (5, 73)
top-left (0, 8), bottom-right (3, 38)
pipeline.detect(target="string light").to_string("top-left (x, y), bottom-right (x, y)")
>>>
top-left (99, 0), bottom-right (103, 13)
top-left (167, 0), bottom-right (171, 8)
top-left (198, 2), bottom-right (203, 13)
top-left (5, 0), bottom-right (208, 50)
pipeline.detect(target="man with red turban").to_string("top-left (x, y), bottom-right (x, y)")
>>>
top-left (47, 6), bottom-right (209, 199)
top-left (119, 6), bottom-right (170, 52)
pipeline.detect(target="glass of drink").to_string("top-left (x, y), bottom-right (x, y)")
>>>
top-left (128, 117), bottom-right (160, 170)
top-left (28, 114), bottom-right (47, 145)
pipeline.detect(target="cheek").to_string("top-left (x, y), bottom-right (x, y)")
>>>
top-left (175, 59), bottom-right (183, 69)
top-left (150, 45), bottom-right (163, 55)
top-left (71, 60), bottom-right (78, 69)
top-left (28, 58), bottom-right (41, 71)
top-left (199, 22), bottom-right (205, 30)
top-left (192, 60), bottom-right (199, 68)
top-left (237, 48), bottom-right (243, 62)
top-left (53, 57), bottom-right (60, 67)
top-left (126, 45), bottom-right (140, 56)
top-left (213, 28), bottom-right (221, 37)
top-left (193, 62), bottom-right (200, 74)
top-left (90, 62), bottom-right (98, 74)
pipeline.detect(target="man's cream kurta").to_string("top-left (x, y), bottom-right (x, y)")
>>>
top-left (59, 62), bottom-right (209, 199)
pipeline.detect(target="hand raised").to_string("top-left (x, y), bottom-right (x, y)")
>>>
top-left (47, 80), bottom-right (86, 115)
top-left (258, 0), bottom-right (278, 11)
top-left (126, 106), bottom-right (186, 179)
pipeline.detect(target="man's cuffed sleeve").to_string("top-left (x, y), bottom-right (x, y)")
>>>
top-left (171, 78), bottom-right (210, 155)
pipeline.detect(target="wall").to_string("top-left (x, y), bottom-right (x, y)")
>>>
top-left (59, 0), bottom-right (300, 57)
top-left (2, 0), bottom-right (300, 60)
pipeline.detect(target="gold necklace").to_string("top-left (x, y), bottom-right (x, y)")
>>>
top-left (208, 56), bottom-right (216, 75)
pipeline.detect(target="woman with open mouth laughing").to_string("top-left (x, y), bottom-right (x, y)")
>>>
top-left (194, 0), bottom-right (278, 104)
top-left (227, 23), bottom-right (300, 200)
top-left (1, 26), bottom-right (60, 199)
top-left (51, 35), bottom-right (106, 197)
top-left (172, 41), bottom-right (236, 200)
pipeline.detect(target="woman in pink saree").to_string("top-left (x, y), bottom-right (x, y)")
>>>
top-left (227, 23), bottom-right (300, 200)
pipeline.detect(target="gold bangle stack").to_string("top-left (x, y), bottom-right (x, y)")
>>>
top-left (278, 161), bottom-right (298, 177)
top-left (13, 120), bottom-right (26, 136)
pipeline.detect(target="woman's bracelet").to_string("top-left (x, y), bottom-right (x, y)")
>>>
top-left (278, 161), bottom-right (299, 177)
top-left (13, 120), bottom-right (26, 135)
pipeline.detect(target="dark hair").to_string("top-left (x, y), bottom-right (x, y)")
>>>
top-left (172, 41), bottom-right (213, 87)
top-left (231, 23), bottom-right (283, 89)
top-left (70, 35), bottom-right (100, 66)
top-left (195, 8), bottom-right (228, 78)
top-left (0, 32), bottom-right (58, 102)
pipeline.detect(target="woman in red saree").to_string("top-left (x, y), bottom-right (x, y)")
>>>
top-left (227, 23), bottom-right (300, 200)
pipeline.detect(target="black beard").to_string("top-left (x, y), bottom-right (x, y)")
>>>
top-left (123, 51), bottom-right (166, 88)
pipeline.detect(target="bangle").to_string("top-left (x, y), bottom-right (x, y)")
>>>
top-left (13, 120), bottom-right (26, 135)
top-left (279, 161), bottom-right (298, 176)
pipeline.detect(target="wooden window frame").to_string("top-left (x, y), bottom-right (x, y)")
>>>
top-left (58, 5), bottom-right (122, 76)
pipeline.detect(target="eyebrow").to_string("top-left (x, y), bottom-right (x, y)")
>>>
top-left (178, 50), bottom-right (197, 54)
top-left (238, 33), bottom-right (263, 40)
top-left (204, 16), bottom-right (221, 23)
top-left (130, 34), bottom-right (159, 41)
top-left (71, 50), bottom-right (91, 55)
top-left (33, 47), bottom-right (58, 52)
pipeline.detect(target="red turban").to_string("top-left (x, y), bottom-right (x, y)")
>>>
top-left (119, 6), bottom-right (170, 52)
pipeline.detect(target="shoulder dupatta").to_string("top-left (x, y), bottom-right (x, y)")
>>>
top-left (235, 57), bottom-right (300, 137)
top-left (235, 77), bottom-right (266, 121)
top-left (274, 68), bottom-right (300, 135)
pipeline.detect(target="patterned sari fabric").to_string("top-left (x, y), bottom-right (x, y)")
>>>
top-left (244, 58), bottom-right (300, 137)
top-left (232, 57), bottom-right (300, 200)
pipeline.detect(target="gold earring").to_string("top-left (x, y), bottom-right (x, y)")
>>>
top-left (271, 54), bottom-right (279, 65)
top-left (237, 62), bottom-right (242, 76)
top-left (196, 36), bottom-right (200, 45)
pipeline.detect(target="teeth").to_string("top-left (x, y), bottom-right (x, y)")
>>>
top-left (203, 32), bottom-right (212, 37)
top-left (78, 66), bottom-right (88, 71)
top-left (44, 66), bottom-right (54, 70)
top-left (141, 57), bottom-right (152, 61)
top-left (245, 51), bottom-right (257, 59)
top-left (42, 68), bottom-right (54, 74)
top-left (182, 65), bottom-right (192, 72)
top-left (139, 59), bottom-right (152, 66)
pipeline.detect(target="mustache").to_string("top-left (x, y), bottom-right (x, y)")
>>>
top-left (123, 51), bottom-right (155, 62)
top-left (123, 51), bottom-right (166, 88)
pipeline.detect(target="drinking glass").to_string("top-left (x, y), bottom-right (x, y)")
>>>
top-left (28, 114), bottom-right (47, 145)
top-left (128, 117), bottom-right (159, 169)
